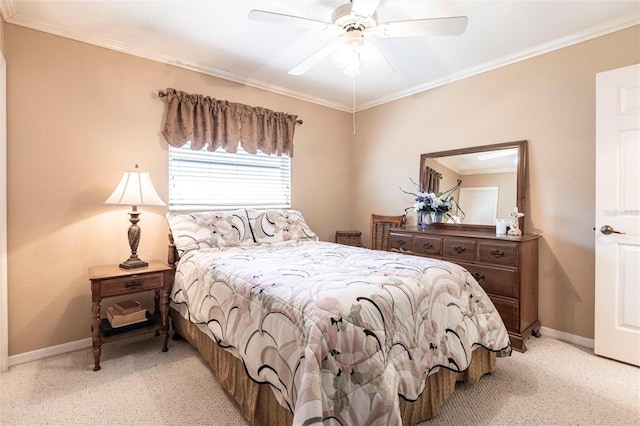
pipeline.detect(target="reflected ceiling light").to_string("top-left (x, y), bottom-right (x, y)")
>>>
top-left (477, 148), bottom-right (518, 161)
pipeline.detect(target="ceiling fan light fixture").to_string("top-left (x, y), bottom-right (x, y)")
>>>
top-left (332, 44), bottom-right (360, 75)
top-left (331, 31), bottom-right (376, 76)
top-left (249, 2), bottom-right (468, 77)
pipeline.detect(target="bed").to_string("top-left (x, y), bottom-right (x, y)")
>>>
top-left (166, 208), bottom-right (511, 425)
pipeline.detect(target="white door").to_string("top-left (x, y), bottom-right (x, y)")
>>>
top-left (458, 187), bottom-right (498, 225)
top-left (594, 63), bottom-right (640, 366)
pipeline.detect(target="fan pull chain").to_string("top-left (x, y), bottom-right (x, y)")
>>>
top-left (352, 76), bottom-right (357, 134)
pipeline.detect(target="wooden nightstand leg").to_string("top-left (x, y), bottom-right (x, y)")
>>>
top-left (160, 289), bottom-right (169, 352)
top-left (154, 289), bottom-right (161, 337)
top-left (91, 301), bottom-right (102, 371)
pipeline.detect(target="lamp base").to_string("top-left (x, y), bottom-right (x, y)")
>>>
top-left (119, 256), bottom-right (149, 270)
top-left (118, 207), bottom-right (148, 269)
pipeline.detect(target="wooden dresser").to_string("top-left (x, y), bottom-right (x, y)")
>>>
top-left (387, 226), bottom-right (541, 352)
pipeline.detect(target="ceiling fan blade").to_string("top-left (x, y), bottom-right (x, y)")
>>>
top-left (248, 10), bottom-right (331, 30)
top-left (288, 42), bottom-right (341, 75)
top-left (362, 41), bottom-right (395, 73)
top-left (377, 16), bottom-right (468, 37)
top-left (350, 0), bottom-right (381, 18)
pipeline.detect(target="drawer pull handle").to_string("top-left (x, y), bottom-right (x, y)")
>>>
top-left (472, 272), bottom-right (486, 282)
top-left (490, 249), bottom-right (505, 258)
top-left (422, 242), bottom-right (433, 249)
top-left (125, 279), bottom-right (143, 289)
top-left (396, 240), bottom-right (406, 246)
top-left (453, 245), bottom-right (466, 254)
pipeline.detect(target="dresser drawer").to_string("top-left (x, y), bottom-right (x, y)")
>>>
top-left (443, 238), bottom-right (477, 261)
top-left (388, 232), bottom-right (413, 252)
top-left (413, 236), bottom-right (442, 257)
top-left (478, 241), bottom-right (518, 266)
top-left (489, 295), bottom-right (519, 332)
top-left (459, 262), bottom-right (518, 298)
top-left (100, 272), bottom-right (164, 297)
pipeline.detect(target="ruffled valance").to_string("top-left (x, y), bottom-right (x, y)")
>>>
top-left (161, 88), bottom-right (298, 157)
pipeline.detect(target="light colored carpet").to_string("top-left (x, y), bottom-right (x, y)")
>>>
top-left (1, 335), bottom-right (638, 425)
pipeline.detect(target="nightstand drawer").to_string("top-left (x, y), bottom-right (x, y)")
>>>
top-left (100, 272), bottom-right (163, 297)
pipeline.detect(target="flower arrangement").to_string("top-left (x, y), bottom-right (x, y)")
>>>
top-left (400, 178), bottom-right (464, 224)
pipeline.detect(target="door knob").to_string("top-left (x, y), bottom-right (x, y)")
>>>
top-left (600, 225), bottom-right (625, 235)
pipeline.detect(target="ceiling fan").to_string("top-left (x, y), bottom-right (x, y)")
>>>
top-left (248, 0), bottom-right (468, 76)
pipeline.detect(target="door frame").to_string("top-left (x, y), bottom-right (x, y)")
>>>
top-left (0, 52), bottom-right (7, 372)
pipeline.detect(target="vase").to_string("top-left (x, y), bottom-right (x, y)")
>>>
top-left (419, 210), bottom-right (431, 229)
top-left (433, 212), bottom-right (443, 223)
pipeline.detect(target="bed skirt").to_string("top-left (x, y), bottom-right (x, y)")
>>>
top-left (170, 307), bottom-right (497, 426)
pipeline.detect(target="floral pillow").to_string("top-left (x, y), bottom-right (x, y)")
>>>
top-left (247, 209), bottom-right (318, 243)
top-left (166, 209), bottom-right (254, 256)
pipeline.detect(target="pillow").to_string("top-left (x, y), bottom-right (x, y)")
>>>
top-left (247, 209), bottom-right (318, 243)
top-left (166, 209), bottom-right (254, 256)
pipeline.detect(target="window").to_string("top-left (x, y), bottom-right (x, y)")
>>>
top-left (168, 144), bottom-right (291, 210)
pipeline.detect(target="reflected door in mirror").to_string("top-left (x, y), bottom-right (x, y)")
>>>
top-left (458, 187), bottom-right (498, 225)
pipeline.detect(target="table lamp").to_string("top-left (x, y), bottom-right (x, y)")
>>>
top-left (104, 164), bottom-right (165, 269)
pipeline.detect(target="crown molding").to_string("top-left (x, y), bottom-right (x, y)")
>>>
top-left (4, 4), bottom-right (638, 113)
top-left (3, 10), bottom-right (352, 112)
top-left (0, 0), bottom-right (15, 21)
top-left (357, 14), bottom-right (640, 111)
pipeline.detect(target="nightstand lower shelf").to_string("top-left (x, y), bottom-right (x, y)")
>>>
top-left (99, 311), bottom-right (157, 339)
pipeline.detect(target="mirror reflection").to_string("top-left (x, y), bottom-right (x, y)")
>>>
top-left (420, 141), bottom-right (526, 228)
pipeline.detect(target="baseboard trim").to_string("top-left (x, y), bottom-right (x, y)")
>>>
top-left (540, 326), bottom-right (594, 349)
top-left (8, 337), bottom-right (92, 367)
top-left (6, 327), bottom-right (595, 368)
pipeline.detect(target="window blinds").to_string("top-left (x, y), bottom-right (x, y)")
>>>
top-left (168, 144), bottom-right (291, 211)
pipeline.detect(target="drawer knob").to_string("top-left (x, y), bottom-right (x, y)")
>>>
top-left (490, 249), bottom-right (505, 258)
top-left (396, 240), bottom-right (406, 246)
top-left (453, 245), bottom-right (466, 254)
top-left (472, 272), bottom-right (486, 282)
top-left (422, 242), bottom-right (433, 249)
top-left (125, 279), bottom-right (143, 289)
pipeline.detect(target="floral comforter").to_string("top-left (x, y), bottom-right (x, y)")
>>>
top-left (170, 240), bottom-right (511, 425)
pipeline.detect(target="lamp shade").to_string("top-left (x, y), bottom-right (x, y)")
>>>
top-left (104, 165), bottom-right (165, 207)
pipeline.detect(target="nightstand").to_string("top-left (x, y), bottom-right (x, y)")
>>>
top-left (335, 230), bottom-right (363, 247)
top-left (89, 260), bottom-right (173, 371)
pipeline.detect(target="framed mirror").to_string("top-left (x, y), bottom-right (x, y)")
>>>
top-left (419, 140), bottom-right (527, 233)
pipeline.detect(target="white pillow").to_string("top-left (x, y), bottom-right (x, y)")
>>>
top-left (247, 209), bottom-right (318, 243)
top-left (166, 209), bottom-right (255, 256)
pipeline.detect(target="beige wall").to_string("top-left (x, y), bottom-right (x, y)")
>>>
top-left (5, 24), bottom-right (354, 355)
top-left (352, 25), bottom-right (640, 340)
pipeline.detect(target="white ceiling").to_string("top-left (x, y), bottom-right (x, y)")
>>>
top-left (1, 0), bottom-right (638, 112)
